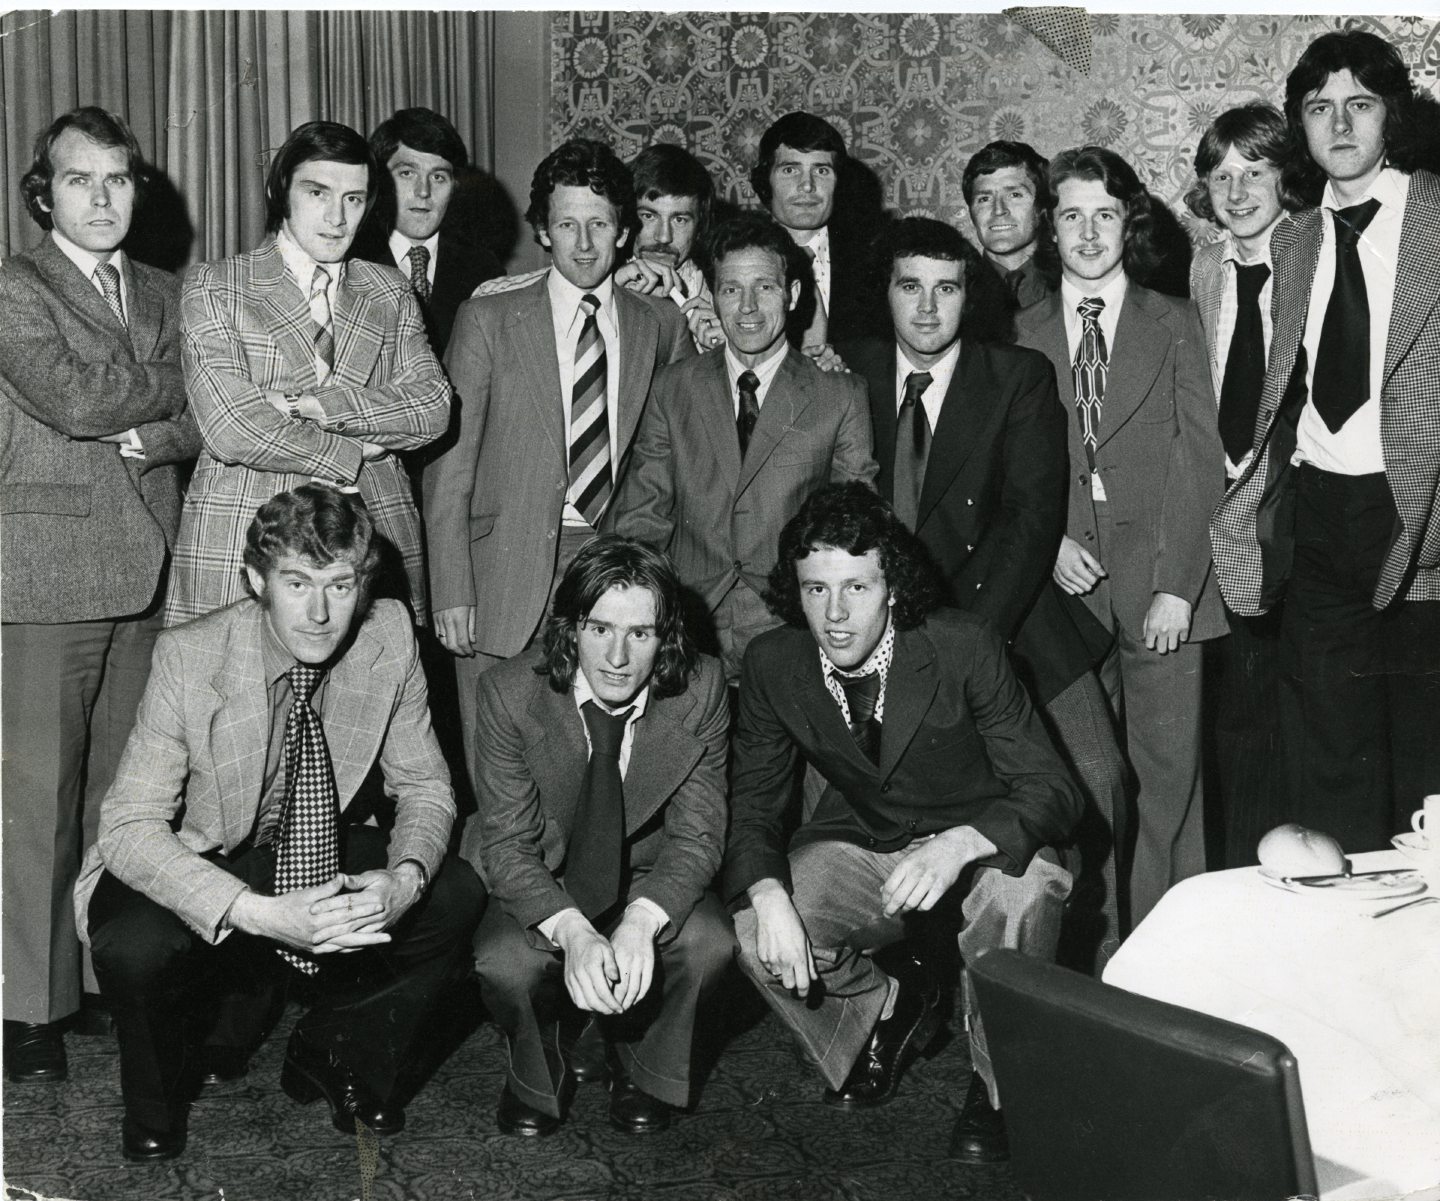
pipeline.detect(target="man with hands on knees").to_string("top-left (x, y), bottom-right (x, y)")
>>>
top-left (468, 536), bottom-right (732, 1138)
top-left (75, 485), bottom-right (484, 1163)
top-left (725, 483), bottom-right (1081, 1164)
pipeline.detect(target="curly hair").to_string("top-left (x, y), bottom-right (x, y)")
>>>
top-left (264, 121), bottom-right (378, 235)
top-left (20, 106), bottom-right (144, 231)
top-left (242, 483), bottom-right (382, 616)
top-left (526, 138), bottom-right (636, 245)
top-left (1183, 103), bottom-right (1308, 224)
top-left (1046, 145), bottom-right (1161, 285)
top-left (764, 483), bottom-right (945, 632)
top-left (749, 112), bottom-right (846, 207)
top-left (870, 215), bottom-right (1013, 345)
top-left (538, 536), bottom-right (699, 699)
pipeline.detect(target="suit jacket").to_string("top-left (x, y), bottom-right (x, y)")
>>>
top-left (1211, 170), bottom-right (1440, 614)
top-left (423, 275), bottom-right (694, 656)
top-left (0, 237), bottom-right (199, 623)
top-left (166, 240), bottom-right (450, 626)
top-left (723, 610), bottom-right (1083, 901)
top-left (74, 598), bottom-right (454, 945)
top-left (1015, 284), bottom-right (1227, 642)
top-left (466, 651), bottom-right (729, 944)
top-left (610, 347), bottom-right (877, 628)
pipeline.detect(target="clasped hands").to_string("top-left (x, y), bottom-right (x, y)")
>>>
top-left (227, 864), bottom-right (425, 956)
top-left (551, 906), bottom-right (664, 1016)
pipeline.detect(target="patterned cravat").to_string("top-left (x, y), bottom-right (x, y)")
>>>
top-left (737, 370), bottom-right (761, 457)
top-left (311, 265), bottom-right (335, 382)
top-left (566, 701), bottom-right (631, 918)
top-left (1072, 296), bottom-right (1108, 471)
top-left (892, 370), bottom-right (933, 528)
top-left (839, 671), bottom-right (882, 764)
top-left (94, 261), bottom-right (126, 328)
top-left (568, 294), bottom-right (611, 525)
top-left (1313, 198), bottom-right (1381, 434)
top-left (1218, 262), bottom-right (1270, 464)
top-left (273, 665), bottom-right (340, 975)
top-left (407, 244), bottom-right (431, 303)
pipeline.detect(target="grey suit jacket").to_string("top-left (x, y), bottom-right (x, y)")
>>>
top-left (0, 236), bottom-right (199, 623)
top-left (423, 275), bottom-right (694, 656)
top-left (466, 651), bottom-right (729, 944)
top-left (74, 598), bottom-right (455, 946)
top-left (1016, 284), bottom-right (1226, 642)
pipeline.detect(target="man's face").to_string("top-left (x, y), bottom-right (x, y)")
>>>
top-left (246, 553), bottom-right (361, 665)
top-left (888, 254), bottom-right (965, 366)
top-left (635, 192), bottom-right (700, 268)
top-left (576, 583), bottom-right (661, 707)
top-left (798, 545), bottom-right (893, 671)
top-left (538, 183), bottom-right (629, 291)
top-left (1054, 177), bottom-right (1127, 290)
top-left (713, 246), bottom-right (799, 363)
top-left (386, 143), bottom-right (455, 243)
top-left (42, 128), bottom-right (134, 257)
top-left (1205, 146), bottom-right (1285, 247)
top-left (767, 145), bottom-right (837, 233)
top-left (1301, 68), bottom-right (1388, 189)
top-left (282, 158), bottom-right (370, 264)
top-left (967, 166), bottom-right (1042, 261)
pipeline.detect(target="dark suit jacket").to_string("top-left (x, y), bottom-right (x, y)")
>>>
top-left (0, 236), bottom-right (199, 623)
top-left (723, 610), bottom-right (1083, 902)
top-left (466, 651), bottom-right (730, 945)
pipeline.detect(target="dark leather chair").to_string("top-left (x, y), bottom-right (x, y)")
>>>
top-left (969, 949), bottom-right (1319, 1201)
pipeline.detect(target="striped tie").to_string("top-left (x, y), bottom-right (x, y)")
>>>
top-left (311, 265), bottom-right (335, 382)
top-left (568, 293), bottom-right (611, 525)
top-left (1072, 297), bottom-right (1108, 471)
top-left (94, 262), bottom-right (126, 328)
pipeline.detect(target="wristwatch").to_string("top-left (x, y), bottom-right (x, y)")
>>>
top-left (397, 858), bottom-right (431, 895)
top-left (284, 391), bottom-right (302, 420)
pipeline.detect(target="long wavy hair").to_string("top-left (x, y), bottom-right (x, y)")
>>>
top-left (1183, 103), bottom-right (1308, 224)
top-left (1046, 145), bottom-right (1162, 285)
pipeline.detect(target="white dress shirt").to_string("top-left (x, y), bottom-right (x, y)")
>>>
top-left (388, 229), bottom-right (439, 289)
top-left (724, 339), bottom-right (788, 416)
top-left (548, 269), bottom-right (622, 527)
top-left (1060, 272), bottom-right (1128, 361)
top-left (895, 340), bottom-right (961, 433)
top-left (788, 224), bottom-right (831, 316)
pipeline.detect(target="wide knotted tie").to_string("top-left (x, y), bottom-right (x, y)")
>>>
top-left (1072, 296), bottom-right (1108, 472)
top-left (568, 293), bottom-right (611, 525)
top-left (1312, 198), bottom-right (1380, 434)
top-left (566, 701), bottom-right (631, 919)
top-left (1218, 261), bottom-right (1270, 464)
top-left (737, 369), bottom-right (761, 458)
top-left (892, 369), bottom-right (933, 528)
top-left (311, 265), bottom-right (335, 382)
top-left (840, 671), bottom-right (882, 764)
top-left (94, 261), bottom-right (127, 328)
top-left (407, 244), bottom-right (432, 303)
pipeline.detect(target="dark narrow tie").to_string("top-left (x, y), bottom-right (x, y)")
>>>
top-left (568, 294), bottom-right (611, 525)
top-left (566, 701), bottom-right (631, 919)
top-left (407, 244), bottom-right (432, 303)
top-left (737, 370), bottom-right (761, 457)
top-left (273, 665), bottom-right (340, 975)
top-left (1004, 265), bottom-right (1025, 303)
top-left (892, 370), bottom-right (933, 528)
top-left (1218, 262), bottom-right (1271, 464)
top-left (311, 265), bottom-right (335, 381)
top-left (1312, 198), bottom-right (1381, 434)
top-left (1072, 297), bottom-right (1108, 473)
top-left (94, 262), bottom-right (127, 328)
top-left (840, 671), bottom-right (882, 764)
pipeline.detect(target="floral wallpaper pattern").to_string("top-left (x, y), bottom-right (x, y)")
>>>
top-left (550, 11), bottom-right (1440, 244)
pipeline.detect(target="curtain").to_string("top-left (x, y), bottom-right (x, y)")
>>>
top-left (1, 9), bottom-right (496, 264)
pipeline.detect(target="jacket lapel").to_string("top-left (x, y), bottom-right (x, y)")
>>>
top-left (254, 240), bottom-right (323, 391)
top-left (206, 608), bottom-right (273, 845)
top-left (522, 682), bottom-right (590, 834)
top-left (878, 625), bottom-right (939, 778)
top-left (622, 687), bottom-right (704, 833)
top-left (329, 265), bottom-right (382, 388)
top-left (917, 342), bottom-right (997, 524)
top-left (789, 639), bottom-right (875, 778)
top-left (34, 237), bottom-right (130, 344)
top-left (1384, 169), bottom-right (1440, 385)
top-left (614, 289), bottom-right (660, 465)
top-left (323, 620), bottom-right (393, 804)
top-left (1096, 284), bottom-right (1170, 446)
top-left (855, 342), bottom-right (899, 499)
top-left (511, 280), bottom-right (568, 470)
top-left (696, 351), bottom-right (744, 483)
top-left (122, 260), bottom-right (164, 362)
top-left (1028, 293), bottom-right (1075, 409)
top-left (738, 350), bottom-right (814, 498)
top-left (1191, 243), bottom-right (1226, 395)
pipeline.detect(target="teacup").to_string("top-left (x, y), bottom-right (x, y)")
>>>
top-left (1412, 794), bottom-right (1440, 839)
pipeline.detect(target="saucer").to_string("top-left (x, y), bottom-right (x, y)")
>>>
top-left (1258, 867), bottom-right (1426, 900)
top-left (1392, 832), bottom-right (1434, 865)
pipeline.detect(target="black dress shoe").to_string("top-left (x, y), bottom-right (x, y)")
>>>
top-left (608, 1071), bottom-right (672, 1135)
top-left (496, 1083), bottom-right (561, 1137)
top-left (566, 1020), bottom-right (608, 1085)
top-left (949, 1072), bottom-right (1010, 1163)
top-left (122, 1116), bottom-right (186, 1163)
top-left (280, 1029), bottom-right (405, 1136)
top-left (197, 1045), bottom-right (250, 1085)
top-left (823, 960), bottom-right (941, 1111)
top-left (4, 1021), bottom-right (68, 1083)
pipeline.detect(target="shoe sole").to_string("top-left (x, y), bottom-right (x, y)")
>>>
top-left (496, 1113), bottom-right (559, 1137)
top-left (949, 1144), bottom-right (1011, 1165)
top-left (122, 1141), bottom-right (186, 1163)
top-left (822, 1005), bottom-right (944, 1111)
top-left (280, 1058), bottom-right (405, 1137)
top-left (5, 1068), bottom-right (68, 1084)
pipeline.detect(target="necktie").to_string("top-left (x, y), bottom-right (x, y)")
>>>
top-left (568, 294), bottom-right (611, 525)
top-left (1072, 297), bottom-right (1108, 472)
top-left (1312, 198), bottom-right (1381, 434)
top-left (840, 671), bottom-right (883, 764)
top-left (892, 370), bottom-right (933, 528)
top-left (1218, 262), bottom-right (1271, 464)
top-left (566, 701), bottom-right (631, 918)
top-left (737, 370), bottom-right (761, 457)
top-left (1004, 265), bottom-right (1026, 303)
top-left (407, 244), bottom-right (431, 303)
top-left (803, 243), bottom-right (828, 348)
top-left (94, 262), bottom-right (126, 328)
top-left (273, 665), bottom-right (340, 975)
top-left (311, 265), bottom-right (335, 382)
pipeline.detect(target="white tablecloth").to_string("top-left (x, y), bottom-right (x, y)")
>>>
top-left (1104, 850), bottom-right (1440, 1201)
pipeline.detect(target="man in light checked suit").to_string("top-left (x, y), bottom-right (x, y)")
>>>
top-left (165, 121), bottom-right (450, 628)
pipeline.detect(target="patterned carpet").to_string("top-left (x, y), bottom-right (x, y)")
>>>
top-left (1, 971), bottom-right (1027, 1201)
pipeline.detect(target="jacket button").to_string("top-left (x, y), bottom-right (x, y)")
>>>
top-left (1085, 532), bottom-right (1094, 541)
top-left (733, 560), bottom-right (743, 572)
top-left (966, 498), bottom-right (974, 506)
top-left (1079, 475), bottom-right (1089, 486)
top-left (333, 421), bottom-right (348, 433)
top-left (966, 544), bottom-right (974, 552)
top-left (880, 782), bottom-right (891, 794)
top-left (867, 837), bottom-right (877, 848)
top-left (908, 819), bottom-right (917, 830)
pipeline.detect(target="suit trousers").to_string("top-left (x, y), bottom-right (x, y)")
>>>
top-left (733, 839), bottom-right (1070, 1106)
top-left (1281, 466), bottom-right (1440, 850)
top-left (2, 608), bottom-right (160, 1022)
top-left (88, 826), bottom-right (484, 1132)
top-left (714, 581), bottom-right (779, 686)
top-left (473, 888), bottom-right (734, 1117)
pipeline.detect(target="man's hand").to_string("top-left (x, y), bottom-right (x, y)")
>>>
top-left (1143, 592), bottom-right (1192, 654)
top-left (434, 606), bottom-right (477, 657)
top-left (609, 906), bottom-right (662, 1011)
top-left (1053, 535), bottom-right (1107, 595)
top-left (227, 876), bottom-right (391, 954)
top-left (881, 827), bottom-right (997, 917)
top-left (338, 865), bottom-right (425, 933)
top-left (552, 911), bottom-right (623, 1015)
top-left (748, 879), bottom-right (816, 998)
top-left (684, 302), bottom-right (725, 351)
top-left (802, 342), bottom-right (849, 374)
top-left (614, 259), bottom-right (679, 297)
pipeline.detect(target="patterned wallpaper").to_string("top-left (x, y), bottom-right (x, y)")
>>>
top-left (550, 11), bottom-right (1440, 246)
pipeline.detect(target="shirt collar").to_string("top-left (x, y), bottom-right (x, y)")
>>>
top-left (548, 266), bottom-right (616, 331)
top-left (789, 224), bottom-right (830, 265)
top-left (1061, 270), bottom-right (1128, 316)
top-left (51, 228), bottom-right (125, 281)
top-left (573, 669), bottom-right (650, 722)
top-left (1322, 165), bottom-right (1409, 215)
top-left (260, 610), bottom-right (300, 687)
top-left (275, 227), bottom-right (345, 293)
top-left (819, 614), bottom-right (895, 681)
top-left (725, 339), bottom-right (789, 397)
top-left (388, 228), bottom-right (440, 268)
top-left (1220, 225), bottom-right (1277, 270)
top-left (896, 339), bottom-right (961, 385)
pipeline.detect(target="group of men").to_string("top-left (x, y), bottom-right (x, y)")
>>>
top-left (2, 25), bottom-right (1436, 1174)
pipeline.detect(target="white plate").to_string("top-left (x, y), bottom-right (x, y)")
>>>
top-left (1391, 832), bottom-right (1435, 866)
top-left (1258, 867), bottom-right (1426, 900)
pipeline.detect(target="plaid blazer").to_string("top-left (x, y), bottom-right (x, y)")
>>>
top-left (1210, 169), bottom-right (1440, 614)
top-left (164, 240), bottom-right (450, 627)
top-left (74, 597), bottom-right (454, 946)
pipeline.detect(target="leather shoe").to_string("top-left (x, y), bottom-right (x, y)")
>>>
top-left (823, 957), bottom-right (940, 1110)
top-left (122, 1116), bottom-right (186, 1162)
top-left (949, 1072), bottom-right (1009, 1163)
top-left (496, 1083), bottom-right (560, 1137)
top-left (566, 1019), bottom-right (608, 1085)
top-left (280, 1028), bottom-right (405, 1136)
top-left (4, 1021), bottom-right (68, 1084)
top-left (197, 1045), bottom-right (250, 1086)
top-left (608, 1070), bottom-right (672, 1134)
